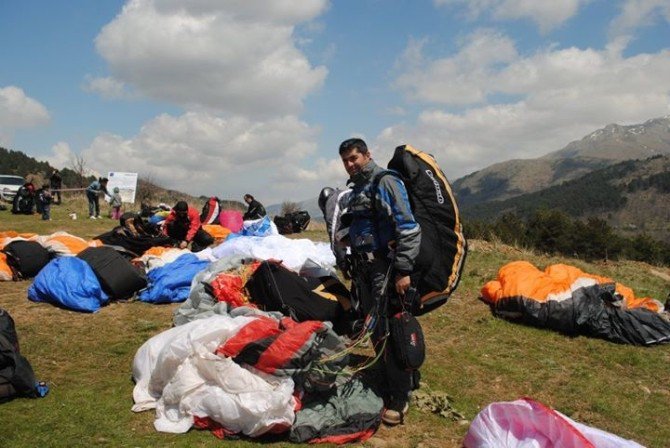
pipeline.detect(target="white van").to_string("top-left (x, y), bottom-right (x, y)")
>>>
top-left (0, 175), bottom-right (25, 202)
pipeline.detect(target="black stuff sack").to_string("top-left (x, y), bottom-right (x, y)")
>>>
top-left (389, 311), bottom-right (425, 370)
top-left (0, 308), bottom-right (40, 401)
top-left (3, 240), bottom-right (51, 280)
top-left (78, 246), bottom-right (147, 300)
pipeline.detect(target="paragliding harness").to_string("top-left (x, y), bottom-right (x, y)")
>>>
top-left (346, 247), bottom-right (426, 371)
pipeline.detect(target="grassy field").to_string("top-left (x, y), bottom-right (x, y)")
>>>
top-left (1, 199), bottom-right (669, 447)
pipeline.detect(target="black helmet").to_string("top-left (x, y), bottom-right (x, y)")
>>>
top-left (318, 187), bottom-right (334, 214)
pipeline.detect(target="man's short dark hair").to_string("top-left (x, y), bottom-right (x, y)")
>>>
top-left (338, 138), bottom-right (368, 155)
top-left (174, 201), bottom-right (188, 212)
top-left (244, 194), bottom-right (254, 201)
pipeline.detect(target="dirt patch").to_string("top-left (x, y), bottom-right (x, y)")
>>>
top-left (650, 268), bottom-right (670, 282)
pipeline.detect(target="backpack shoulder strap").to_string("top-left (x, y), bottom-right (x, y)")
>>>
top-left (370, 169), bottom-right (401, 211)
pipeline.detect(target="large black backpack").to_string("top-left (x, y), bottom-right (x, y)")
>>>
top-left (3, 240), bottom-right (51, 280)
top-left (274, 215), bottom-right (294, 235)
top-left (78, 246), bottom-right (147, 300)
top-left (288, 210), bottom-right (311, 233)
top-left (374, 144), bottom-right (467, 315)
top-left (0, 309), bottom-right (38, 402)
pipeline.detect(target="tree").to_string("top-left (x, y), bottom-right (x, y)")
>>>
top-left (70, 154), bottom-right (88, 188)
top-left (493, 212), bottom-right (527, 247)
top-left (525, 209), bottom-right (573, 255)
top-left (136, 173), bottom-right (163, 205)
top-left (625, 233), bottom-right (664, 265)
top-left (280, 201), bottom-right (300, 216)
top-left (572, 217), bottom-right (621, 261)
top-left (464, 220), bottom-right (493, 241)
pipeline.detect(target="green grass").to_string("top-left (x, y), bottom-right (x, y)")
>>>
top-left (1, 201), bottom-right (669, 447)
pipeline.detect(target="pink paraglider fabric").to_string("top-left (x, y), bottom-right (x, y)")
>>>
top-left (219, 210), bottom-right (243, 233)
top-left (463, 398), bottom-right (645, 448)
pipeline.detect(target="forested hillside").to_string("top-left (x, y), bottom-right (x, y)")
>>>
top-left (462, 156), bottom-right (670, 264)
top-left (461, 156), bottom-right (670, 238)
top-left (0, 146), bottom-right (92, 188)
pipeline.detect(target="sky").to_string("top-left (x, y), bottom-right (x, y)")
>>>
top-left (1, 0), bottom-right (669, 205)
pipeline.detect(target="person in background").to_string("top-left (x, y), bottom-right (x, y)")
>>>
top-left (109, 187), bottom-right (123, 220)
top-left (242, 194), bottom-right (266, 220)
top-left (37, 184), bottom-right (53, 221)
top-left (35, 184), bottom-right (44, 214)
top-left (50, 169), bottom-right (62, 205)
top-left (11, 181), bottom-right (36, 215)
top-left (161, 201), bottom-right (214, 252)
top-left (86, 177), bottom-right (110, 219)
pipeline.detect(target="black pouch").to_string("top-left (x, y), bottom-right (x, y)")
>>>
top-left (389, 311), bottom-right (425, 370)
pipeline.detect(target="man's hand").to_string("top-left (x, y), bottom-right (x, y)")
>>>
top-left (395, 274), bottom-right (411, 296)
top-left (337, 256), bottom-right (351, 280)
top-left (179, 240), bottom-right (188, 249)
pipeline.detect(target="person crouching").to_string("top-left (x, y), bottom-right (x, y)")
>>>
top-left (161, 201), bottom-right (214, 252)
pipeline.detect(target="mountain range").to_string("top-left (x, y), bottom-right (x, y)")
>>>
top-left (453, 116), bottom-right (670, 205)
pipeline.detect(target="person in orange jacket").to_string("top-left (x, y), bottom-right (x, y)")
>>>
top-left (162, 201), bottom-right (214, 252)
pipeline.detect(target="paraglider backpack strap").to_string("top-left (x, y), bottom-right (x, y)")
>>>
top-left (370, 170), bottom-right (399, 216)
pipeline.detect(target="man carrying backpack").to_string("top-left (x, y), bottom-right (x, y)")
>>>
top-left (337, 138), bottom-right (422, 426)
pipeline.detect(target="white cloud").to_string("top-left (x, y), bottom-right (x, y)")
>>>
top-left (80, 111), bottom-right (321, 203)
top-left (434, 0), bottom-right (587, 32)
top-left (45, 142), bottom-right (76, 169)
top-left (609, 0), bottom-right (670, 40)
top-left (82, 76), bottom-right (131, 99)
top-left (395, 30), bottom-right (518, 105)
top-left (386, 32), bottom-right (670, 179)
top-left (0, 86), bottom-right (50, 145)
top-left (291, 157), bottom-right (345, 184)
top-left (94, 0), bottom-right (328, 117)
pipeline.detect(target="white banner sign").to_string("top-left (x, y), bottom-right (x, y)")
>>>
top-left (107, 172), bottom-right (138, 204)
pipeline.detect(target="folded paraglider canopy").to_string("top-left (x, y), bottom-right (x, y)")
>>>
top-left (481, 261), bottom-right (670, 345)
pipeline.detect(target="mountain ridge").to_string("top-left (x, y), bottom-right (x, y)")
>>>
top-left (453, 116), bottom-right (670, 205)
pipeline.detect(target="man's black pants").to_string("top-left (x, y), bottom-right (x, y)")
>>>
top-left (165, 221), bottom-right (214, 252)
top-left (353, 255), bottom-right (418, 403)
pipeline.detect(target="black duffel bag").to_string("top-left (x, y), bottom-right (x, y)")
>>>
top-left (78, 246), bottom-right (147, 300)
top-left (3, 241), bottom-right (51, 280)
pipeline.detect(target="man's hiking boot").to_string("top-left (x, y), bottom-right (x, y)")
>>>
top-left (382, 399), bottom-right (409, 426)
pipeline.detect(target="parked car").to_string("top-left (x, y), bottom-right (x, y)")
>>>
top-left (0, 175), bottom-right (25, 202)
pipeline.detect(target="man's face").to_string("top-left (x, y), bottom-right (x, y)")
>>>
top-left (340, 148), bottom-right (371, 177)
top-left (176, 210), bottom-right (188, 219)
